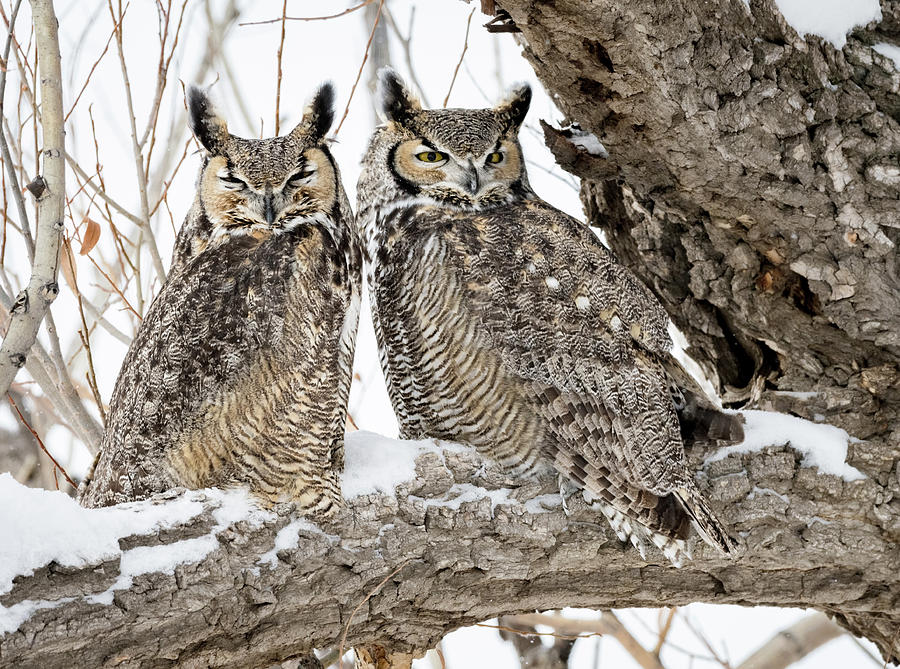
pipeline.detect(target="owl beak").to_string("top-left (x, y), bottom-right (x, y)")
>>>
top-left (263, 194), bottom-right (276, 225)
top-left (463, 160), bottom-right (479, 195)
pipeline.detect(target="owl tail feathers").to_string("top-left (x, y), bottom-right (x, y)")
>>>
top-left (593, 500), bottom-right (690, 567)
top-left (674, 485), bottom-right (739, 556)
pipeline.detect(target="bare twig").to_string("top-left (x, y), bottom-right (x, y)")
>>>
top-left (8, 393), bottom-right (76, 488)
top-left (1, 283), bottom-right (100, 449)
top-left (139, 0), bottom-right (189, 152)
top-left (333, 0), bottom-right (385, 137)
top-left (498, 613), bottom-right (575, 669)
top-left (274, 0), bottom-right (287, 135)
top-left (681, 611), bottom-right (732, 668)
top-left (62, 235), bottom-right (105, 424)
top-left (654, 608), bottom-right (677, 657)
top-left (82, 297), bottom-right (130, 344)
top-left (497, 612), bottom-right (667, 669)
top-left (83, 251), bottom-right (142, 320)
top-left (383, 5), bottom-right (429, 107)
top-left (338, 563), bottom-right (406, 663)
top-left (240, 0), bottom-right (374, 27)
top-left (106, 0), bottom-right (167, 286)
top-left (0, 0), bottom-right (34, 261)
top-left (442, 8), bottom-right (475, 108)
top-left (148, 136), bottom-right (191, 217)
top-left (736, 612), bottom-right (844, 669)
top-left (63, 6), bottom-right (124, 123)
top-left (65, 153), bottom-right (144, 227)
top-left (41, 307), bottom-right (103, 449)
top-left (0, 0), bottom-right (66, 397)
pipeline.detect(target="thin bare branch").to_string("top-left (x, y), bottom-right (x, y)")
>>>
top-left (654, 608), bottom-right (677, 657)
top-left (274, 0), bottom-right (287, 136)
top-left (333, 0), bottom-right (385, 137)
top-left (0, 0), bottom-right (34, 260)
top-left (41, 307), bottom-right (104, 448)
top-left (65, 152), bottom-right (144, 227)
top-left (106, 0), bottom-right (167, 285)
top-left (382, 4), bottom-right (429, 107)
top-left (83, 250), bottom-right (142, 320)
top-left (501, 613), bottom-right (667, 669)
top-left (81, 295), bottom-right (130, 344)
top-left (681, 611), bottom-right (732, 668)
top-left (338, 563), bottom-right (407, 663)
top-left (442, 8), bottom-right (475, 108)
top-left (240, 0), bottom-right (374, 27)
top-left (62, 235), bottom-right (105, 424)
top-left (736, 612), bottom-right (844, 669)
top-left (63, 5), bottom-right (124, 123)
top-left (7, 393), bottom-right (76, 488)
top-left (1, 285), bottom-right (99, 449)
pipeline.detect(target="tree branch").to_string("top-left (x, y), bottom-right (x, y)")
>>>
top-left (736, 612), bottom-right (844, 669)
top-left (1, 431), bottom-right (897, 667)
top-left (0, 0), bottom-right (65, 397)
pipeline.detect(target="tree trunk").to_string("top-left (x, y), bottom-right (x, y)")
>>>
top-left (495, 0), bottom-right (900, 660)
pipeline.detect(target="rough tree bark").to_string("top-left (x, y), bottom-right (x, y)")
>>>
top-left (494, 0), bottom-right (900, 659)
top-left (0, 433), bottom-right (896, 667)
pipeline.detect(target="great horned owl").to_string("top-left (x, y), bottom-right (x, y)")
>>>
top-left (357, 69), bottom-right (743, 560)
top-left (79, 83), bottom-right (361, 514)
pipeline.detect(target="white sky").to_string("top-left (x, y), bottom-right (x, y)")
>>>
top-left (0, 1), bottom-right (891, 667)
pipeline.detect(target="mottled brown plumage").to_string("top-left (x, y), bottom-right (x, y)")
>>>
top-left (79, 84), bottom-right (361, 514)
top-left (357, 69), bottom-right (742, 561)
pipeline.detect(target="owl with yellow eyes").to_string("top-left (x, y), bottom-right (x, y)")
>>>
top-left (357, 69), bottom-right (744, 561)
top-left (79, 83), bottom-right (361, 513)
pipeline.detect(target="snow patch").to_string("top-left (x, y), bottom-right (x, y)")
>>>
top-left (0, 479), bottom-right (271, 634)
top-left (774, 0), bottom-right (881, 49)
top-left (807, 516), bottom-right (833, 527)
top-left (706, 410), bottom-right (865, 481)
top-left (420, 484), bottom-right (515, 513)
top-left (341, 430), bottom-right (470, 499)
top-left (748, 486), bottom-right (790, 504)
top-left (0, 473), bottom-right (207, 597)
top-left (523, 493), bottom-right (564, 515)
top-left (257, 518), bottom-right (322, 569)
top-left (416, 485), bottom-right (562, 517)
top-left (873, 42), bottom-right (900, 69)
top-left (0, 598), bottom-right (73, 635)
top-left (771, 390), bottom-right (817, 400)
top-left (120, 535), bottom-right (220, 579)
top-left (568, 130), bottom-right (608, 157)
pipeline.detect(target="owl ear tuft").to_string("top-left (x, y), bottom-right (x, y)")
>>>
top-left (186, 85), bottom-right (228, 153)
top-left (295, 82), bottom-right (335, 143)
top-left (376, 67), bottom-right (422, 125)
top-left (495, 84), bottom-right (532, 134)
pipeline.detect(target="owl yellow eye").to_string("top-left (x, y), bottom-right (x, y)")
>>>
top-left (415, 151), bottom-right (447, 163)
top-left (486, 152), bottom-right (504, 164)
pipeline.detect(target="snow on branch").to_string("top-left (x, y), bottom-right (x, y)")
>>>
top-left (1, 419), bottom-right (897, 666)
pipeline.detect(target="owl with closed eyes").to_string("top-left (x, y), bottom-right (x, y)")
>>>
top-left (79, 83), bottom-right (361, 514)
top-left (357, 69), bottom-right (743, 561)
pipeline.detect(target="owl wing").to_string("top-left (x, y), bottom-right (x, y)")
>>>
top-left (413, 200), bottom-right (689, 496)
top-left (80, 231), bottom-right (304, 507)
